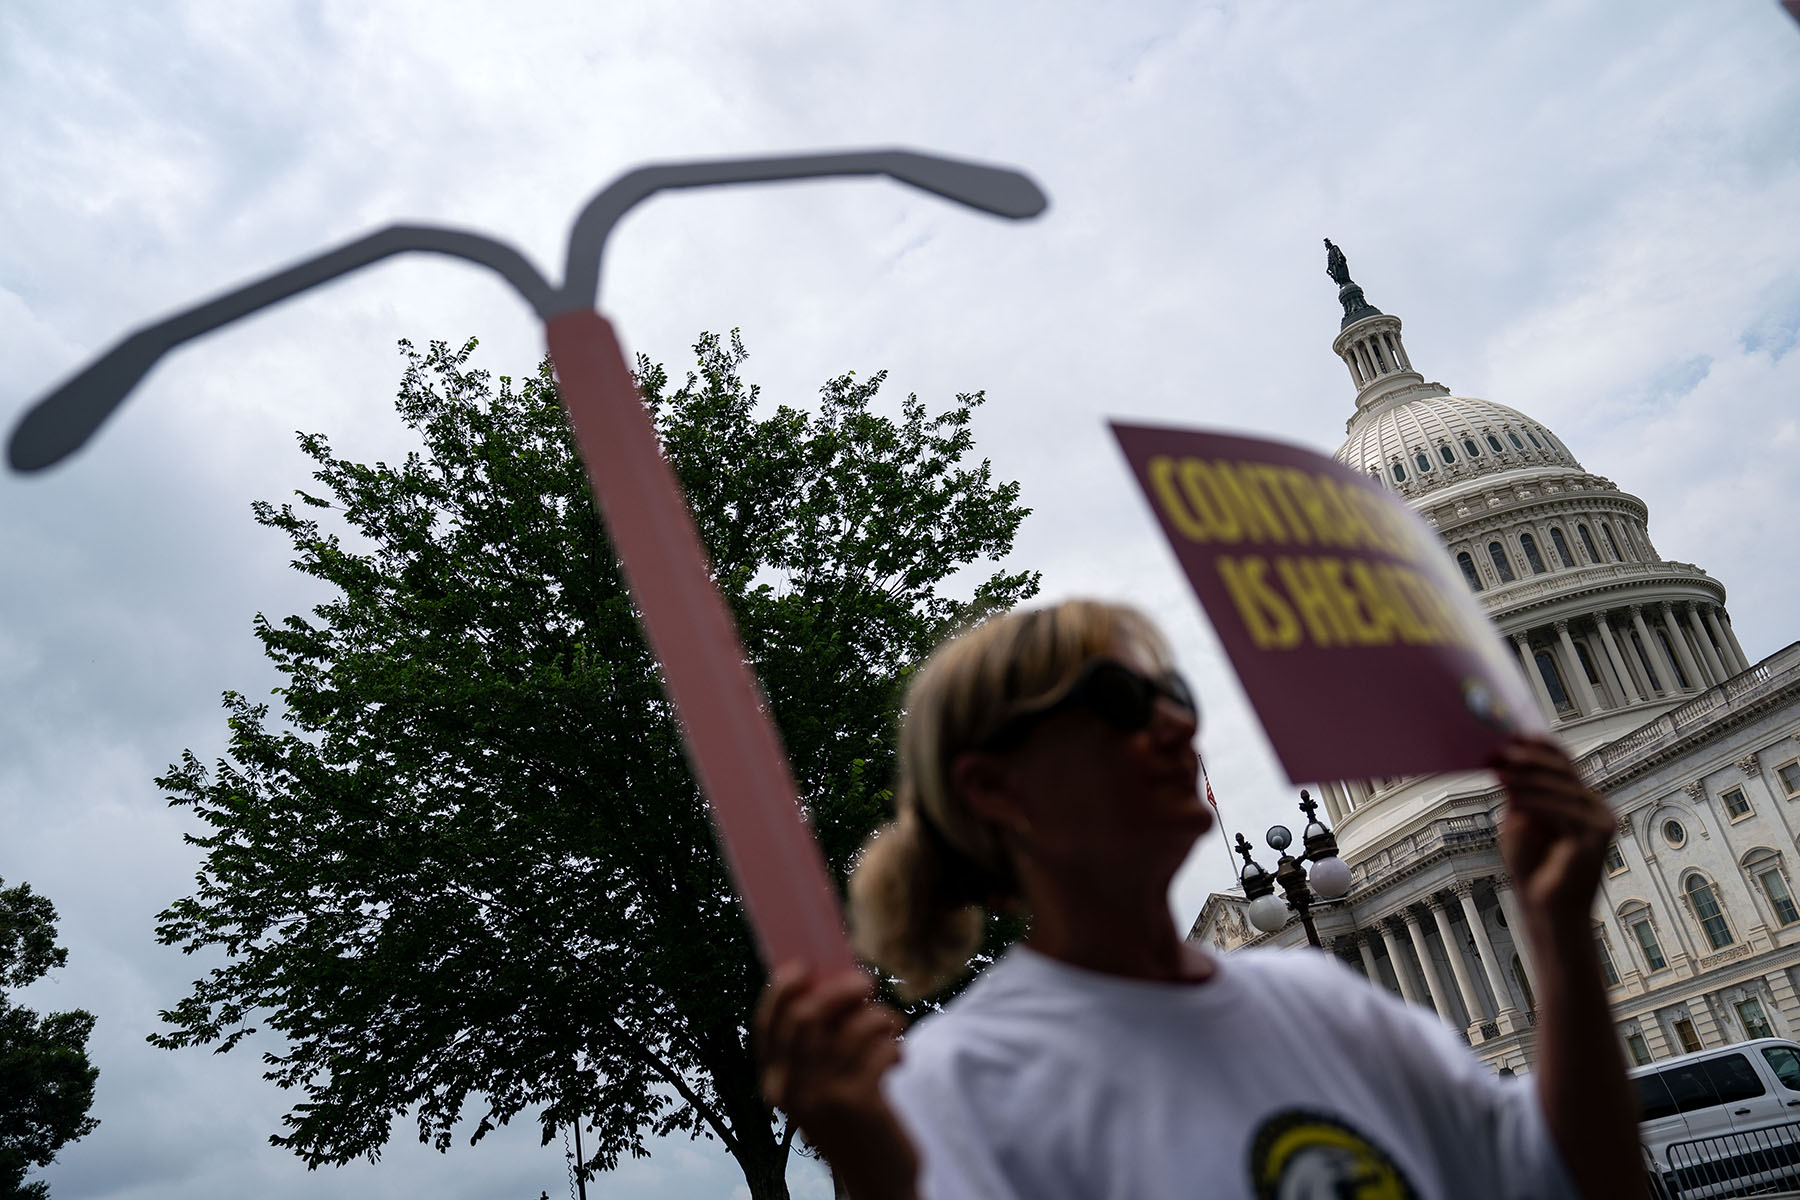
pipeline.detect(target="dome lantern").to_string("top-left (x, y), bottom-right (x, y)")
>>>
top-left (1324, 239), bottom-right (1437, 418)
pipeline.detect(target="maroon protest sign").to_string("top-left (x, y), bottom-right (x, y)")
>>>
top-left (1110, 423), bottom-right (1544, 783)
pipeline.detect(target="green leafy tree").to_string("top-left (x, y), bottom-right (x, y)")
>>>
top-left (0, 879), bottom-right (99, 1200)
top-left (151, 332), bottom-right (1036, 1199)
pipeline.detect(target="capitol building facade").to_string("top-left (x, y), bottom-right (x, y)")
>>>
top-left (1191, 248), bottom-right (1800, 1074)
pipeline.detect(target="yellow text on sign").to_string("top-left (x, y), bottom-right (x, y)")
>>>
top-left (1146, 454), bottom-right (1429, 565)
top-left (1217, 554), bottom-right (1471, 652)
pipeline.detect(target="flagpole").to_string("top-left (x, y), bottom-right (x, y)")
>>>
top-left (1199, 755), bottom-right (1241, 884)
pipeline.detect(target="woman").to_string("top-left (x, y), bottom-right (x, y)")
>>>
top-left (757, 599), bottom-right (1640, 1200)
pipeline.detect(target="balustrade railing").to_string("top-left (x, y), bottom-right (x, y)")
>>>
top-left (1350, 812), bottom-right (1498, 890)
top-left (1576, 642), bottom-right (1800, 784)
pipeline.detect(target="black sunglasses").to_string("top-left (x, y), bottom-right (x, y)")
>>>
top-left (978, 658), bottom-right (1198, 751)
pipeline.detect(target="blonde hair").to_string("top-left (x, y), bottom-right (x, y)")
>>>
top-left (847, 598), bottom-right (1171, 999)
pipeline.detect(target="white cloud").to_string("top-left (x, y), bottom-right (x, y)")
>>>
top-left (5, 0), bottom-right (1800, 1195)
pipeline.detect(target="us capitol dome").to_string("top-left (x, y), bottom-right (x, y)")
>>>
top-left (1193, 242), bottom-right (1800, 1076)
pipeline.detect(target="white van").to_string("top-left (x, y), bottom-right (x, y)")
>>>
top-left (1635, 1038), bottom-right (1800, 1196)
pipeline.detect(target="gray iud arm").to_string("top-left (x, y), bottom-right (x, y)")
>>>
top-left (7, 226), bottom-right (558, 472)
top-left (559, 148), bottom-right (1048, 311)
top-left (7, 147), bottom-right (1046, 474)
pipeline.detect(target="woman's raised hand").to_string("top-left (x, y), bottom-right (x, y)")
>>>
top-left (755, 966), bottom-right (919, 1200)
top-left (1493, 736), bottom-right (1615, 929)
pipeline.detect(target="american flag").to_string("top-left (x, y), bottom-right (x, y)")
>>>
top-left (1199, 755), bottom-right (1240, 882)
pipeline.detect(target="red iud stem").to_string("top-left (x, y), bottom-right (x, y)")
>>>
top-left (546, 309), bottom-right (855, 974)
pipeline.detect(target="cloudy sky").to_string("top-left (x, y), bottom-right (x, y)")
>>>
top-left (4, 2), bottom-right (1800, 1197)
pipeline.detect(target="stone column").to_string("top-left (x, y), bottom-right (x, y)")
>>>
top-left (1632, 604), bottom-right (1678, 694)
top-left (1355, 932), bottom-right (1386, 991)
top-left (1766, 969), bottom-right (1800, 1039)
top-left (1430, 891), bottom-right (1490, 1035)
top-left (1458, 882), bottom-right (1521, 1030)
top-left (1492, 879), bottom-right (1538, 998)
top-left (1704, 606), bottom-right (1746, 673)
top-left (1585, 626), bottom-right (1627, 707)
top-left (1596, 614), bottom-right (1643, 704)
top-left (1401, 906), bottom-right (1454, 1020)
top-left (1617, 612), bottom-right (1660, 698)
top-left (1719, 609), bottom-right (1752, 672)
top-left (1660, 600), bottom-right (1704, 691)
top-left (1513, 632), bottom-right (1557, 718)
top-left (1377, 921), bottom-right (1425, 1007)
top-left (1555, 620), bottom-right (1600, 713)
top-left (1636, 1015), bottom-right (1675, 1061)
top-left (1680, 604), bottom-right (1726, 685)
top-left (1687, 999), bottom-right (1724, 1049)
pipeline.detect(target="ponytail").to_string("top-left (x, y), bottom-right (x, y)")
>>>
top-left (847, 599), bottom-right (1171, 999)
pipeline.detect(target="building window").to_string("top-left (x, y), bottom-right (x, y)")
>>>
top-left (1602, 522), bottom-right (1624, 561)
top-left (1527, 428), bottom-right (1544, 449)
top-left (1738, 997), bottom-right (1774, 1041)
top-left (1520, 533), bottom-right (1546, 574)
top-left (1767, 1046), bottom-right (1800, 1091)
top-left (1508, 431), bottom-right (1525, 449)
top-left (1415, 451), bottom-right (1432, 474)
top-left (1777, 761), bottom-right (1800, 798)
top-left (1391, 460), bottom-right (1407, 483)
top-left (1456, 551), bottom-right (1482, 592)
top-left (1439, 444), bottom-right (1455, 465)
top-left (1488, 542), bottom-right (1515, 583)
top-left (1627, 1031), bottom-right (1653, 1065)
top-left (1673, 1017), bottom-right (1702, 1052)
top-left (1579, 523), bottom-right (1602, 562)
top-left (1598, 931), bottom-right (1622, 986)
top-left (1633, 918), bottom-right (1668, 972)
top-left (1486, 434), bottom-right (1505, 454)
top-left (1664, 819), bottom-right (1687, 849)
top-left (1722, 787), bottom-right (1752, 819)
top-left (1550, 527), bottom-right (1575, 568)
top-left (1606, 844), bottom-right (1628, 875)
top-left (1535, 650), bottom-right (1574, 712)
top-left (1761, 869), bottom-right (1800, 926)
top-left (1685, 874), bottom-right (1734, 950)
top-left (1463, 437), bottom-right (1481, 458)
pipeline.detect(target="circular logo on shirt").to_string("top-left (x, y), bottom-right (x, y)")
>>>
top-left (1248, 1110), bottom-right (1420, 1200)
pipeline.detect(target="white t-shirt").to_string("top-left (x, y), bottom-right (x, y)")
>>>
top-left (883, 945), bottom-right (1577, 1200)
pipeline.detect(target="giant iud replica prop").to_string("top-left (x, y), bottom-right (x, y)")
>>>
top-left (9, 149), bottom-right (1048, 973)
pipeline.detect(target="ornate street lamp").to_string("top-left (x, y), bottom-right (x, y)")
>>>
top-left (1236, 790), bottom-right (1352, 948)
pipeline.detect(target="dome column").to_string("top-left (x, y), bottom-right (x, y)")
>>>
top-left (1458, 881), bottom-right (1521, 1030)
top-left (1660, 600), bottom-right (1705, 691)
top-left (1687, 605), bottom-right (1729, 681)
top-left (1429, 891), bottom-right (1491, 1035)
top-left (1376, 920), bottom-right (1426, 1008)
top-left (1492, 880), bottom-right (1538, 998)
top-left (1401, 906), bottom-right (1454, 1019)
top-left (1617, 611), bottom-right (1661, 697)
top-left (1705, 606), bottom-right (1747, 673)
top-left (1555, 620), bottom-right (1600, 714)
top-left (1584, 620), bottom-right (1630, 707)
top-left (1354, 931), bottom-right (1388, 991)
top-left (1717, 610), bottom-right (1751, 671)
top-left (1631, 604), bottom-right (1679, 695)
top-left (1595, 614), bottom-right (1643, 704)
top-left (1512, 632), bottom-right (1557, 718)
